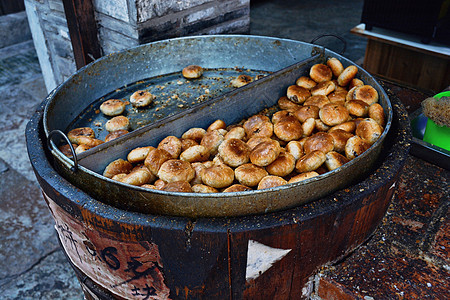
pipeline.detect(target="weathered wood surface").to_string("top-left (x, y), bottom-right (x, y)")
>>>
top-left (62, 0), bottom-right (101, 69)
top-left (351, 24), bottom-right (450, 93)
top-left (363, 39), bottom-right (450, 93)
top-left (40, 171), bottom-right (398, 299)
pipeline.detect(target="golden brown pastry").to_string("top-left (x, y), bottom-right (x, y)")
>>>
top-left (266, 151), bottom-right (296, 177)
top-left (105, 129), bottom-right (128, 142)
top-left (111, 173), bottom-right (127, 182)
top-left (243, 115), bottom-right (273, 139)
top-left (182, 127), bottom-right (206, 143)
top-left (337, 65), bottom-right (358, 87)
top-left (180, 138), bottom-right (198, 152)
top-left (67, 127), bottom-right (94, 144)
top-left (180, 145), bottom-right (210, 163)
top-left (99, 99), bottom-right (126, 116)
top-left (163, 181), bottom-right (193, 193)
top-left (314, 119), bottom-right (331, 132)
top-left (303, 95), bottom-right (331, 109)
top-left (207, 119), bottom-right (226, 131)
top-left (144, 148), bottom-right (172, 175)
top-left (368, 103), bottom-right (385, 127)
top-left (302, 117), bottom-right (316, 137)
top-left (58, 143), bottom-right (77, 158)
top-left (319, 103), bottom-right (350, 126)
top-left (345, 100), bottom-right (369, 117)
top-left (324, 151), bottom-right (349, 171)
top-left (273, 115), bottom-right (303, 141)
top-left (329, 129), bottom-right (354, 153)
top-left (200, 165), bottom-right (235, 188)
top-left (327, 57), bottom-right (344, 77)
top-left (105, 116), bottom-right (130, 132)
top-left (286, 85), bottom-right (311, 104)
top-left (311, 81), bottom-right (336, 96)
top-left (348, 78), bottom-right (364, 90)
top-left (355, 118), bottom-right (383, 145)
top-left (234, 163), bottom-right (268, 187)
top-left (75, 144), bottom-right (92, 154)
top-left (346, 86), bottom-right (357, 101)
top-left (231, 74), bottom-right (253, 87)
top-left (288, 171), bottom-right (319, 183)
top-left (224, 126), bottom-right (245, 141)
top-left (158, 136), bottom-right (182, 159)
top-left (103, 158), bottom-right (133, 179)
top-left (157, 159), bottom-right (195, 183)
top-left (246, 136), bottom-right (273, 151)
top-left (154, 179), bottom-right (167, 190)
top-left (120, 165), bottom-right (155, 186)
top-left (345, 135), bottom-right (370, 159)
top-left (191, 184), bottom-right (218, 193)
top-left (223, 184), bottom-right (252, 193)
top-left (201, 129), bottom-right (226, 156)
top-left (352, 85), bottom-right (379, 105)
top-left (293, 105), bottom-right (320, 123)
top-left (296, 76), bottom-right (317, 89)
top-left (67, 127), bottom-right (101, 147)
top-left (329, 121), bottom-right (356, 133)
top-left (182, 65), bottom-right (203, 79)
top-left (190, 162), bottom-right (206, 185)
top-left (327, 90), bottom-right (348, 105)
top-left (130, 90), bottom-right (155, 108)
top-left (295, 150), bottom-right (326, 173)
top-left (218, 138), bottom-right (250, 167)
top-left (250, 139), bottom-right (282, 167)
top-left (257, 175), bottom-right (288, 190)
top-left (310, 64), bottom-right (332, 83)
top-left (303, 132), bottom-right (334, 154)
top-left (141, 184), bottom-right (157, 190)
top-left (278, 96), bottom-right (302, 112)
top-left (285, 140), bottom-right (304, 160)
top-left (271, 110), bottom-right (291, 124)
top-left (127, 146), bottom-right (154, 164)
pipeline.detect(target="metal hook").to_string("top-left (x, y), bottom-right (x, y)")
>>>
top-left (310, 34), bottom-right (347, 55)
top-left (47, 130), bottom-right (79, 172)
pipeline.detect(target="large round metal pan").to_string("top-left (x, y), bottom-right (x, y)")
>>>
top-left (43, 35), bottom-right (392, 218)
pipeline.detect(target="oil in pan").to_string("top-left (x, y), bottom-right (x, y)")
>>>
top-left (67, 68), bottom-right (272, 141)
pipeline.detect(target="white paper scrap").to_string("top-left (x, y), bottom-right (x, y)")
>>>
top-left (246, 240), bottom-right (292, 281)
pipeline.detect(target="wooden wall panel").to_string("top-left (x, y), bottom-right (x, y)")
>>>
top-left (363, 39), bottom-right (450, 93)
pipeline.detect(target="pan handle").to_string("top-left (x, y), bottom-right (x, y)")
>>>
top-left (47, 130), bottom-right (79, 172)
top-left (310, 34), bottom-right (347, 55)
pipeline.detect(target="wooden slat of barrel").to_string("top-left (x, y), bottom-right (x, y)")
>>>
top-left (38, 171), bottom-right (397, 299)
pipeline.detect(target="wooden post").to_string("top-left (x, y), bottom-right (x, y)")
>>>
top-left (62, 0), bottom-right (101, 69)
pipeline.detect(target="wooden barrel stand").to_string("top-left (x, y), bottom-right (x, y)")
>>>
top-left (27, 93), bottom-right (410, 299)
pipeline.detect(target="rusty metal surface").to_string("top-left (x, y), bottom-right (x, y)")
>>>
top-left (42, 35), bottom-right (393, 217)
top-left (66, 68), bottom-right (272, 141)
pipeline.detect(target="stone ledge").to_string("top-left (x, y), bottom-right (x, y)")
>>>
top-left (0, 11), bottom-right (31, 49)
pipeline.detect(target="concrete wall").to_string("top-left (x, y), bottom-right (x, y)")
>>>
top-left (25, 0), bottom-right (250, 92)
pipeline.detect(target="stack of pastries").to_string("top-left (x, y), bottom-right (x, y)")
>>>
top-left (100, 57), bottom-right (386, 193)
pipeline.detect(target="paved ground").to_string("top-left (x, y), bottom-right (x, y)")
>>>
top-left (0, 39), bottom-right (84, 300)
top-left (0, 1), bottom-right (371, 299)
